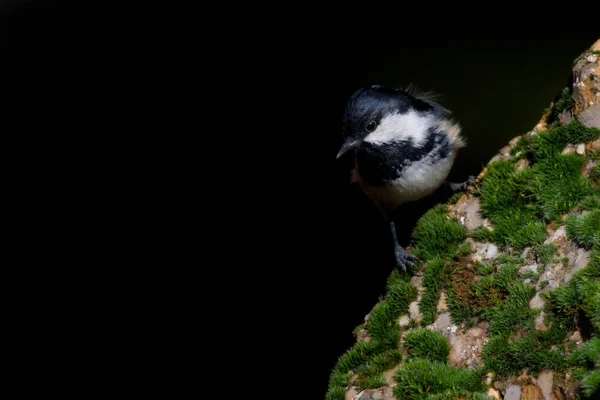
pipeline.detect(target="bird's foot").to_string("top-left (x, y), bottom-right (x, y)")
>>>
top-left (444, 175), bottom-right (478, 193)
top-left (395, 245), bottom-right (417, 272)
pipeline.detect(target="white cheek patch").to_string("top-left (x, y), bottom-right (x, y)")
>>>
top-left (364, 110), bottom-right (433, 147)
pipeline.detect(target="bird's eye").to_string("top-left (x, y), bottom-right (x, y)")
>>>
top-left (365, 120), bottom-right (377, 133)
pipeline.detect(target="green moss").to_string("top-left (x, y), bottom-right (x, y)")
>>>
top-left (580, 194), bottom-right (600, 211)
top-left (325, 386), bottom-right (345, 400)
top-left (536, 243), bottom-right (559, 264)
top-left (477, 263), bottom-right (495, 276)
top-left (471, 226), bottom-right (493, 242)
top-left (367, 278), bottom-right (417, 347)
top-left (581, 369), bottom-right (600, 398)
top-left (510, 135), bottom-right (530, 157)
top-left (404, 328), bottom-right (451, 363)
top-left (570, 337), bottom-right (600, 368)
top-left (324, 269), bottom-right (419, 398)
top-left (393, 359), bottom-right (486, 400)
top-left (548, 87), bottom-right (575, 124)
top-left (531, 119), bottom-right (600, 162)
top-left (534, 154), bottom-right (594, 220)
top-left (479, 150), bottom-right (594, 249)
top-left (591, 164), bottom-right (600, 186)
top-left (419, 257), bottom-right (446, 326)
top-left (448, 192), bottom-right (464, 205)
top-left (482, 334), bottom-right (569, 378)
top-left (565, 210), bottom-right (600, 249)
top-left (479, 161), bottom-right (546, 249)
top-left (487, 282), bottom-right (536, 336)
top-left (411, 204), bottom-right (468, 262)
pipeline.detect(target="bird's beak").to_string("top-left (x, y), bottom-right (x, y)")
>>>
top-left (336, 139), bottom-right (358, 159)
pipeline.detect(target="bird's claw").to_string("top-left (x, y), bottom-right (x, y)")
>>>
top-left (395, 246), bottom-right (418, 272)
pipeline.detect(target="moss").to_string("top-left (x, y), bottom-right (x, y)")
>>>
top-left (411, 204), bottom-right (468, 262)
top-left (481, 282), bottom-right (536, 336)
top-left (569, 337), bottom-right (600, 369)
top-left (479, 160), bottom-right (547, 249)
top-left (325, 386), bottom-right (345, 400)
top-left (356, 374), bottom-right (387, 390)
top-left (471, 226), bottom-right (493, 242)
top-left (534, 154), bottom-right (594, 220)
top-left (479, 151), bottom-right (594, 249)
top-left (565, 209), bottom-right (600, 249)
top-left (548, 87), bottom-right (575, 124)
top-left (419, 257), bottom-right (446, 326)
top-left (393, 359), bottom-right (486, 400)
top-left (591, 164), bottom-right (600, 187)
top-left (536, 243), bottom-right (559, 264)
top-left (482, 334), bottom-right (569, 378)
top-left (510, 135), bottom-right (530, 157)
top-left (367, 279), bottom-right (417, 347)
top-left (448, 192), bottom-right (464, 205)
top-left (581, 369), bottom-right (600, 398)
top-left (477, 262), bottom-right (495, 276)
top-left (580, 194), bottom-right (600, 211)
top-left (404, 328), bottom-right (451, 363)
top-left (531, 119), bottom-right (600, 162)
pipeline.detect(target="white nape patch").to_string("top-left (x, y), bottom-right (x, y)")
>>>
top-left (364, 110), bottom-right (433, 147)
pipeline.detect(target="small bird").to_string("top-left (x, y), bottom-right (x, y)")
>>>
top-left (336, 85), bottom-right (473, 271)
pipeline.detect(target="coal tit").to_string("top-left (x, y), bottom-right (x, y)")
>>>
top-left (336, 85), bottom-right (473, 271)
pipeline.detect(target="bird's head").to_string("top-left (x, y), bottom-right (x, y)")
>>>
top-left (336, 85), bottom-right (451, 159)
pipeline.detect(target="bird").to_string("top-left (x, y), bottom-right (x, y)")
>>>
top-left (336, 84), bottom-right (474, 271)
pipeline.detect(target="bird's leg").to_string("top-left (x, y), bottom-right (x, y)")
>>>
top-left (442, 175), bottom-right (477, 193)
top-left (389, 219), bottom-right (418, 272)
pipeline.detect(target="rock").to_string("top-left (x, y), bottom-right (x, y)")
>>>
top-left (520, 264), bottom-right (539, 274)
top-left (486, 243), bottom-right (499, 259)
top-left (447, 325), bottom-right (488, 368)
top-left (432, 312), bottom-right (452, 334)
top-left (536, 370), bottom-right (553, 400)
top-left (347, 387), bottom-right (360, 400)
top-left (449, 196), bottom-right (484, 232)
top-left (409, 300), bottom-right (422, 323)
top-left (522, 247), bottom-right (532, 259)
top-left (535, 312), bottom-right (548, 331)
top-left (562, 144), bottom-right (577, 155)
top-left (505, 384), bottom-right (522, 400)
top-left (478, 320), bottom-right (490, 330)
top-left (515, 158), bottom-right (530, 171)
top-left (576, 143), bottom-right (586, 155)
top-left (399, 315), bottom-right (410, 327)
top-left (579, 105), bottom-right (600, 128)
top-left (356, 329), bottom-right (371, 342)
top-left (544, 225), bottom-right (567, 245)
top-left (565, 247), bottom-right (591, 283)
top-left (355, 388), bottom-right (394, 400)
top-left (569, 330), bottom-right (582, 344)
top-left (572, 40), bottom-right (600, 128)
top-left (410, 275), bottom-right (424, 292)
top-left (383, 366), bottom-right (399, 386)
top-left (437, 291), bottom-right (448, 312)
top-left (473, 242), bottom-right (499, 261)
top-left (488, 388), bottom-right (501, 400)
top-left (522, 384), bottom-right (545, 400)
top-left (529, 293), bottom-right (545, 310)
top-left (584, 159), bottom-right (598, 177)
top-left (559, 109), bottom-right (573, 124)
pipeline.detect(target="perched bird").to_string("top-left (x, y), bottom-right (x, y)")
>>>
top-left (336, 85), bottom-right (474, 271)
